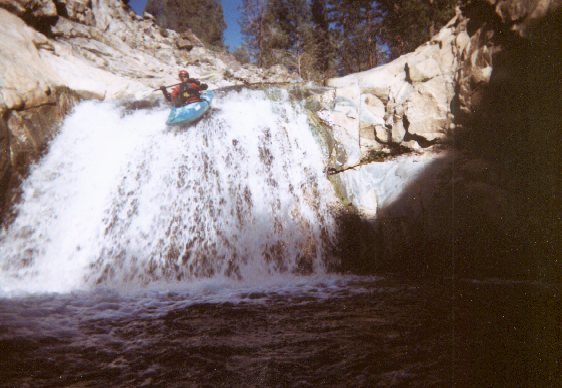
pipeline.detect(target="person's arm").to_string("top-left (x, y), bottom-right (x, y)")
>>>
top-left (171, 85), bottom-right (184, 107)
top-left (188, 79), bottom-right (208, 91)
top-left (196, 80), bottom-right (209, 91)
top-left (160, 86), bottom-right (171, 101)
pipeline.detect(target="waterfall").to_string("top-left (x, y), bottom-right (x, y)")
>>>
top-left (0, 89), bottom-right (338, 294)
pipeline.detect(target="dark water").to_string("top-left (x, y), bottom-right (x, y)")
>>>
top-left (0, 276), bottom-right (558, 387)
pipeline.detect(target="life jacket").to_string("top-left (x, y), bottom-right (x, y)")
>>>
top-left (171, 79), bottom-right (202, 107)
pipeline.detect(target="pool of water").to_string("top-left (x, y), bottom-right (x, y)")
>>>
top-left (0, 275), bottom-right (558, 386)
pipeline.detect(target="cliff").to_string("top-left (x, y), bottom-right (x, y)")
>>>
top-left (312, 0), bottom-right (560, 279)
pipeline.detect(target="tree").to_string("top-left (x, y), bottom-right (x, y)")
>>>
top-left (311, 0), bottom-right (336, 77)
top-left (261, 0), bottom-right (293, 69)
top-left (232, 44), bottom-right (251, 64)
top-left (378, 0), bottom-right (457, 58)
top-left (326, 0), bottom-right (385, 74)
top-left (239, 0), bottom-right (268, 66)
top-left (145, 0), bottom-right (227, 48)
top-left (239, 0), bottom-right (457, 77)
top-left (268, 0), bottom-right (318, 78)
top-left (240, 0), bottom-right (320, 79)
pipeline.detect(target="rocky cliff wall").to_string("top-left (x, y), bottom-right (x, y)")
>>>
top-left (0, 0), bottom-right (296, 219)
top-left (313, 0), bottom-right (560, 280)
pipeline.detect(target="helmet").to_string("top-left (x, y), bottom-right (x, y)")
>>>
top-left (178, 70), bottom-right (189, 79)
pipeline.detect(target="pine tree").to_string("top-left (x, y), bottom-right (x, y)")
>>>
top-left (238, 0), bottom-right (457, 77)
top-left (311, 0), bottom-right (336, 77)
top-left (145, 0), bottom-right (227, 48)
top-left (272, 0), bottom-right (316, 78)
top-left (378, 0), bottom-right (457, 58)
top-left (240, 0), bottom-right (319, 79)
top-left (326, 0), bottom-right (384, 74)
top-left (239, 0), bottom-right (268, 66)
top-left (261, 0), bottom-right (292, 68)
top-left (233, 44), bottom-right (251, 64)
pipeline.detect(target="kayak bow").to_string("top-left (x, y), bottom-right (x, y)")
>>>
top-left (166, 90), bottom-right (214, 126)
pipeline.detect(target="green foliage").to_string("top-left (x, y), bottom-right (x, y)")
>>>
top-left (378, 0), bottom-right (457, 58)
top-left (239, 0), bottom-right (458, 76)
top-left (326, 0), bottom-right (386, 74)
top-left (239, 0), bottom-right (268, 66)
top-left (232, 44), bottom-right (251, 64)
top-left (310, 0), bottom-right (337, 77)
top-left (145, 0), bottom-right (226, 48)
top-left (241, 0), bottom-right (319, 79)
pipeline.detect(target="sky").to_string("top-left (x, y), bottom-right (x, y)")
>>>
top-left (128, 0), bottom-right (243, 51)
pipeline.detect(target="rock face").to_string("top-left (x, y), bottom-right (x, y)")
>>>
top-left (323, 22), bottom-right (460, 166)
top-left (0, 0), bottom-right (297, 218)
top-left (310, 0), bottom-right (560, 279)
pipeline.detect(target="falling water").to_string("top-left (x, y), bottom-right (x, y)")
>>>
top-left (0, 88), bottom-right (338, 294)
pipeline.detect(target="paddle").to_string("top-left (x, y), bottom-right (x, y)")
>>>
top-left (152, 83), bottom-right (182, 92)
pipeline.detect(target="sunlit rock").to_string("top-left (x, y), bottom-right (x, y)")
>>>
top-left (405, 49), bottom-right (443, 83)
top-left (58, 0), bottom-right (96, 25)
top-left (406, 77), bottom-right (452, 141)
top-left (325, 30), bottom-right (460, 156)
top-left (336, 151), bottom-right (452, 218)
top-left (0, 0), bottom-right (57, 18)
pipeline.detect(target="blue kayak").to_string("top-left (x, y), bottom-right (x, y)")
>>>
top-left (166, 90), bottom-right (214, 126)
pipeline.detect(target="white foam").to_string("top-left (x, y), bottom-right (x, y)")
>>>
top-left (0, 89), bottom-right (338, 295)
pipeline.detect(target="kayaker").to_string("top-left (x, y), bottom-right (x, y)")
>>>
top-left (160, 70), bottom-right (208, 107)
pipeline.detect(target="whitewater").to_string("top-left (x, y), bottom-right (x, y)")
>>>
top-left (0, 89), bottom-right (338, 295)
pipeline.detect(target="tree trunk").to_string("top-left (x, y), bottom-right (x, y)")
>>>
top-left (367, 9), bottom-right (376, 69)
top-left (258, 14), bottom-right (264, 67)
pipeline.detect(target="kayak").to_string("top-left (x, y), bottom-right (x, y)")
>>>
top-left (166, 90), bottom-right (214, 126)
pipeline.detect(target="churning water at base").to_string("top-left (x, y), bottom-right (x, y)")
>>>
top-left (0, 89), bottom-right (337, 295)
top-left (1, 277), bottom-right (557, 386)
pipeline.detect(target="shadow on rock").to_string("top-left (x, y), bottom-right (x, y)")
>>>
top-left (335, 9), bottom-right (560, 282)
